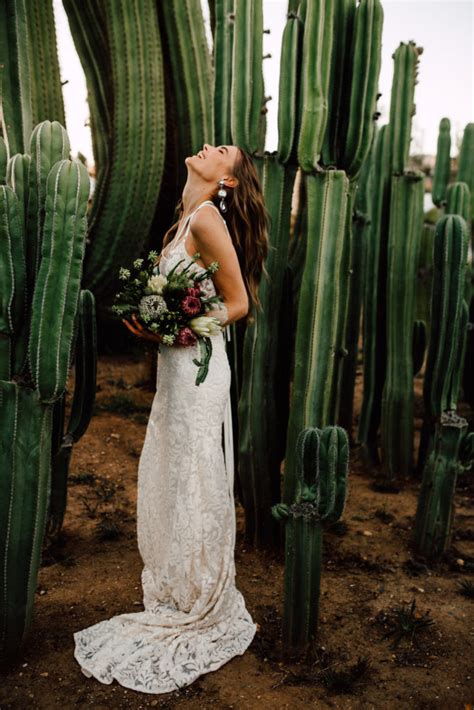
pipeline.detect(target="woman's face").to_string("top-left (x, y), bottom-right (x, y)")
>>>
top-left (185, 144), bottom-right (239, 185)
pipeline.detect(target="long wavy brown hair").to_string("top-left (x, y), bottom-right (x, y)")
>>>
top-left (160, 147), bottom-right (270, 325)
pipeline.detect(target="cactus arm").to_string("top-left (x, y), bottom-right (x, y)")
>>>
top-left (297, 0), bottom-right (334, 172)
top-left (432, 118), bottom-right (451, 207)
top-left (28, 159), bottom-right (90, 403)
top-left (340, 0), bottom-right (384, 179)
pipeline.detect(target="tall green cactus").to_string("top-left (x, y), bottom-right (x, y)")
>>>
top-left (24, 0), bottom-right (66, 129)
top-left (357, 124), bottom-right (390, 464)
top-left (0, 186), bottom-right (27, 381)
top-left (64, 0), bottom-right (166, 302)
top-left (0, 0), bottom-right (65, 157)
top-left (47, 289), bottom-right (97, 538)
top-left (25, 121), bottom-right (71, 295)
top-left (0, 383), bottom-right (53, 666)
top-left (413, 222), bottom-right (436, 363)
top-left (0, 121), bottom-right (91, 665)
top-left (431, 118), bottom-right (451, 207)
top-left (328, 178), bottom-right (357, 424)
top-left (358, 41), bottom-right (422, 467)
top-left (231, 0), bottom-right (265, 154)
top-left (277, 9), bottom-right (304, 164)
top-left (28, 159), bottom-right (89, 403)
top-left (457, 123), bottom-right (474, 233)
top-left (446, 181), bottom-right (471, 227)
top-left (457, 124), bottom-right (474, 409)
top-left (338, 0), bottom-right (383, 178)
top-left (338, 147), bottom-right (374, 438)
top-left (214, 0), bottom-right (235, 147)
top-left (297, 0), bottom-right (334, 171)
top-left (272, 426), bottom-right (349, 651)
top-left (238, 155), bottom-right (296, 548)
top-left (417, 214), bottom-right (469, 474)
top-left (283, 170), bottom-right (349, 504)
top-left (381, 171), bottom-right (424, 479)
top-left (414, 410), bottom-right (474, 559)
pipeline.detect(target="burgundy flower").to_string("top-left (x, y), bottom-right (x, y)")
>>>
top-left (181, 294), bottom-right (201, 316)
top-left (186, 286), bottom-right (201, 298)
top-left (176, 326), bottom-right (197, 347)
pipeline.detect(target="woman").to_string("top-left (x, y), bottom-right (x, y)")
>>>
top-left (73, 144), bottom-right (269, 694)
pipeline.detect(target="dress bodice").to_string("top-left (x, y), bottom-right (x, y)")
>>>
top-left (159, 240), bottom-right (217, 300)
top-left (158, 199), bottom-right (230, 299)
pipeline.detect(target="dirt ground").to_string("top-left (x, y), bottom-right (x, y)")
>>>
top-left (0, 347), bottom-right (473, 709)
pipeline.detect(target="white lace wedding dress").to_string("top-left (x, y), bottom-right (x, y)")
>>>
top-left (73, 201), bottom-right (257, 693)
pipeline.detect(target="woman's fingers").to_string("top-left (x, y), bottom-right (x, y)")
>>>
top-left (122, 318), bottom-right (143, 337)
top-left (131, 313), bottom-right (146, 331)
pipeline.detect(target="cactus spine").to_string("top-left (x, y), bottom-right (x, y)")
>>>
top-left (272, 426), bottom-right (349, 651)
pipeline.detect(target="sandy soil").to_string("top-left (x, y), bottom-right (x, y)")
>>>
top-left (0, 348), bottom-right (473, 709)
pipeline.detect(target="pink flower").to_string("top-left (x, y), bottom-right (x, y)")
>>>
top-left (176, 327), bottom-right (197, 346)
top-left (181, 294), bottom-right (201, 316)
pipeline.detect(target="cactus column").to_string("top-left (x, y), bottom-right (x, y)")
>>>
top-left (381, 171), bottom-right (424, 479)
top-left (283, 170), bottom-right (349, 504)
top-left (0, 121), bottom-right (90, 664)
top-left (414, 411), bottom-right (474, 559)
top-left (272, 426), bottom-right (349, 652)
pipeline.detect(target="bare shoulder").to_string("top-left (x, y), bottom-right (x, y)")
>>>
top-left (189, 204), bottom-right (232, 248)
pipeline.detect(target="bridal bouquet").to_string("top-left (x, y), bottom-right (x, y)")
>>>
top-left (111, 250), bottom-right (226, 385)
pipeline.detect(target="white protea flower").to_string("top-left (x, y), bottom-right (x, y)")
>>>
top-left (139, 294), bottom-right (168, 320)
top-left (189, 315), bottom-right (222, 337)
top-left (147, 274), bottom-right (168, 294)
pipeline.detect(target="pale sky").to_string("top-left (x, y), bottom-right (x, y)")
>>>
top-left (53, 0), bottom-right (473, 164)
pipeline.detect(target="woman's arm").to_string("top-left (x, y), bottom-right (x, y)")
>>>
top-left (189, 206), bottom-right (249, 325)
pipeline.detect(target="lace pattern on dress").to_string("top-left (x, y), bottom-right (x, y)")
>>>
top-left (73, 202), bottom-right (255, 694)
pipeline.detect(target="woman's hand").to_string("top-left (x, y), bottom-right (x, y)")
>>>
top-left (122, 313), bottom-right (162, 343)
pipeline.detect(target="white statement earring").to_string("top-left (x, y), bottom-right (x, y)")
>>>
top-left (218, 179), bottom-right (228, 213)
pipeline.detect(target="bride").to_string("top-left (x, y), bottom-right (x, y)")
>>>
top-left (73, 144), bottom-right (269, 694)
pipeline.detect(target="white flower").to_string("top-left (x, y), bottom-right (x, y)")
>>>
top-left (139, 294), bottom-right (168, 320)
top-left (133, 258), bottom-right (144, 269)
top-left (189, 315), bottom-right (222, 337)
top-left (119, 267), bottom-right (131, 280)
top-left (147, 274), bottom-right (168, 294)
top-left (162, 334), bottom-right (175, 345)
